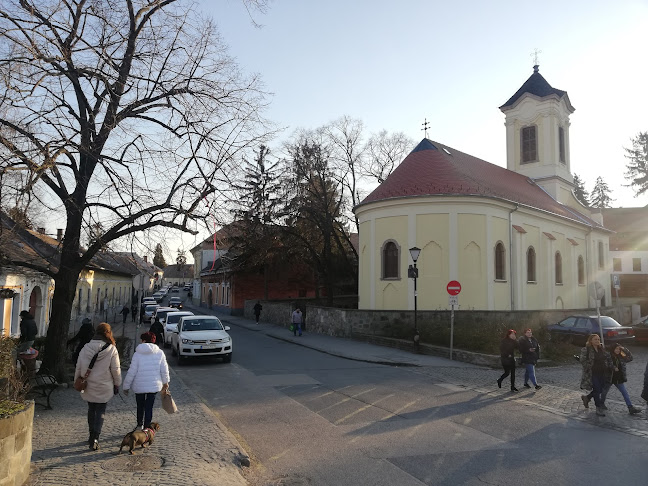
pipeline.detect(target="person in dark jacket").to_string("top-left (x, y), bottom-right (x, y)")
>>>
top-left (601, 343), bottom-right (642, 414)
top-left (497, 329), bottom-right (519, 392)
top-left (580, 333), bottom-right (611, 416)
top-left (120, 305), bottom-right (130, 324)
top-left (18, 310), bottom-right (38, 353)
top-left (518, 328), bottom-right (541, 390)
top-left (131, 303), bottom-right (137, 323)
top-left (253, 301), bottom-right (263, 324)
top-left (68, 318), bottom-right (95, 365)
top-left (149, 319), bottom-right (165, 348)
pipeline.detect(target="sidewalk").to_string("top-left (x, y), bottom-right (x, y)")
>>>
top-left (27, 318), bottom-right (249, 486)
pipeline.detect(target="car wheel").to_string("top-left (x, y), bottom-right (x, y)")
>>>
top-left (223, 353), bottom-right (232, 363)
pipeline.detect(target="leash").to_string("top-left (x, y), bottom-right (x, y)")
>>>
top-left (116, 391), bottom-right (139, 420)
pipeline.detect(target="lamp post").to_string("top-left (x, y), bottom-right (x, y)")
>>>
top-left (408, 247), bottom-right (421, 352)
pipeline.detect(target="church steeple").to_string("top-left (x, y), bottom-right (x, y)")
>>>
top-left (500, 65), bottom-right (575, 203)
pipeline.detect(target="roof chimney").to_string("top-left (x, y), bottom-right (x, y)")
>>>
top-left (57, 229), bottom-right (63, 241)
top-left (144, 255), bottom-right (148, 263)
top-left (38, 227), bottom-right (46, 234)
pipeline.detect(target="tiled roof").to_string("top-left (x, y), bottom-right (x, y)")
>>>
top-left (357, 139), bottom-right (604, 229)
top-left (163, 264), bottom-right (193, 278)
top-left (500, 65), bottom-right (573, 111)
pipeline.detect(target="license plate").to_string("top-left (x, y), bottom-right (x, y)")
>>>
top-left (617, 331), bottom-right (627, 335)
top-left (200, 345), bottom-right (217, 349)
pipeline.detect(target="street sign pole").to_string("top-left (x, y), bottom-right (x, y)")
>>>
top-left (450, 304), bottom-right (455, 360)
top-left (446, 281), bottom-right (462, 361)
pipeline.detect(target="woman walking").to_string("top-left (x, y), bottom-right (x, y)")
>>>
top-left (123, 332), bottom-right (170, 430)
top-left (74, 322), bottom-right (121, 450)
top-left (580, 333), bottom-right (612, 416)
top-left (497, 330), bottom-right (519, 392)
top-left (518, 328), bottom-right (541, 390)
top-left (602, 343), bottom-right (642, 415)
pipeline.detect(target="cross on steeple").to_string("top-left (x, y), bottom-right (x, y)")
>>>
top-left (531, 48), bottom-right (542, 68)
top-left (421, 118), bottom-right (430, 138)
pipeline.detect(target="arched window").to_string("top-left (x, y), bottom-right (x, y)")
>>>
top-left (382, 241), bottom-right (400, 279)
top-left (598, 241), bottom-right (604, 269)
top-left (577, 256), bottom-right (585, 285)
top-left (555, 252), bottom-right (563, 284)
top-left (527, 247), bottom-right (536, 283)
top-left (495, 242), bottom-right (506, 280)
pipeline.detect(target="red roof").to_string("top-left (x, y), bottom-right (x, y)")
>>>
top-left (357, 139), bottom-right (603, 229)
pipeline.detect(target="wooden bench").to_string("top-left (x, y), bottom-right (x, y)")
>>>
top-left (19, 352), bottom-right (59, 410)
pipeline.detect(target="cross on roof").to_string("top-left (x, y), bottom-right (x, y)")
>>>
top-left (531, 48), bottom-right (542, 67)
top-left (421, 118), bottom-right (430, 138)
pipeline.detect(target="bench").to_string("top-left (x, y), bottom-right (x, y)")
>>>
top-left (19, 351), bottom-right (59, 410)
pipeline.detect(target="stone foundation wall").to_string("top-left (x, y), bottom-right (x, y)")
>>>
top-left (0, 401), bottom-right (34, 486)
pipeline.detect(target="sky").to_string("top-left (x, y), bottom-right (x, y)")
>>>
top-left (69, 1), bottom-right (648, 263)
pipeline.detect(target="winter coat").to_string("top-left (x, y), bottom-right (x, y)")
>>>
top-left (579, 345), bottom-right (613, 391)
top-left (254, 303), bottom-right (262, 315)
top-left (641, 361), bottom-right (648, 402)
top-left (122, 343), bottom-right (170, 394)
top-left (20, 316), bottom-right (38, 342)
top-left (610, 348), bottom-right (633, 384)
top-left (518, 336), bottom-right (540, 365)
top-left (500, 337), bottom-right (518, 367)
top-left (75, 339), bottom-right (121, 403)
top-left (149, 321), bottom-right (165, 347)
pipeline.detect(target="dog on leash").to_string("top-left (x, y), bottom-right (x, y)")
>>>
top-left (119, 423), bottom-right (160, 454)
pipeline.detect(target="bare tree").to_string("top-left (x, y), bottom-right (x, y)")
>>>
top-left (0, 0), bottom-right (271, 379)
top-left (364, 130), bottom-right (414, 184)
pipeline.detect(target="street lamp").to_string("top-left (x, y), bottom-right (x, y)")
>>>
top-left (408, 247), bottom-right (421, 352)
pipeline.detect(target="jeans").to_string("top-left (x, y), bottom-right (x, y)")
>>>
top-left (136, 392), bottom-right (157, 428)
top-left (602, 383), bottom-right (632, 407)
top-left (87, 402), bottom-right (107, 436)
top-left (499, 364), bottom-right (516, 387)
top-left (587, 373), bottom-right (606, 407)
top-left (524, 364), bottom-right (537, 386)
top-left (293, 323), bottom-right (302, 336)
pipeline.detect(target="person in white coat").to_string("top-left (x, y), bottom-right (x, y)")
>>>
top-left (123, 331), bottom-right (170, 429)
top-left (74, 322), bottom-right (121, 451)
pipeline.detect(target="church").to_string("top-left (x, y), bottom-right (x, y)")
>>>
top-left (355, 65), bottom-right (612, 311)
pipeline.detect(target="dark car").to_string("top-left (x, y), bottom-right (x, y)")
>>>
top-left (547, 315), bottom-right (635, 346)
top-left (168, 296), bottom-right (183, 309)
top-left (631, 316), bottom-right (648, 344)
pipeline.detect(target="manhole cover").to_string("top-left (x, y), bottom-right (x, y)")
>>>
top-left (102, 454), bottom-right (164, 471)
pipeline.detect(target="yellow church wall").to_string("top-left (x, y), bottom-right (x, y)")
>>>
top-left (490, 216), bottom-right (511, 309)
top-left (358, 221), bottom-right (371, 308)
top-left (375, 215), bottom-right (408, 309)
top-left (416, 213), bottom-right (449, 310)
top-left (458, 214), bottom-right (487, 309)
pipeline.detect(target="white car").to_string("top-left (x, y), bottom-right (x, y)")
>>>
top-left (143, 304), bottom-right (159, 321)
top-left (164, 311), bottom-right (194, 347)
top-left (171, 315), bottom-right (232, 364)
top-left (150, 306), bottom-right (175, 327)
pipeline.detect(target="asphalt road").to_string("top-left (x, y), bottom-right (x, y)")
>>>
top-left (166, 324), bottom-right (648, 486)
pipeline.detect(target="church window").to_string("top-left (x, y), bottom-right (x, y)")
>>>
top-left (382, 240), bottom-right (400, 279)
top-left (613, 258), bottom-right (621, 272)
top-left (558, 127), bottom-right (566, 163)
top-left (526, 247), bottom-right (536, 283)
top-left (577, 256), bottom-right (585, 285)
top-left (521, 126), bottom-right (537, 164)
top-left (555, 252), bottom-right (563, 284)
top-left (494, 242), bottom-right (506, 280)
top-left (633, 258), bottom-right (642, 272)
top-left (598, 241), bottom-right (604, 269)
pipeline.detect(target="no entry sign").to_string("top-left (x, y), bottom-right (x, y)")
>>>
top-left (447, 280), bottom-right (461, 296)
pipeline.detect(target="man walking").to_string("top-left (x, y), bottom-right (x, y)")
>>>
top-left (120, 304), bottom-right (130, 324)
top-left (131, 303), bottom-right (137, 323)
top-left (291, 307), bottom-right (303, 337)
top-left (253, 301), bottom-right (263, 324)
top-left (18, 310), bottom-right (38, 353)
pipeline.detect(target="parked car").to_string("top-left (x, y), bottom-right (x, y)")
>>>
top-left (547, 315), bottom-right (635, 346)
top-left (168, 297), bottom-right (183, 309)
top-left (164, 311), bottom-right (194, 347)
top-left (150, 306), bottom-right (175, 327)
top-left (151, 292), bottom-right (163, 303)
top-left (143, 304), bottom-right (159, 321)
top-left (141, 297), bottom-right (157, 306)
top-left (631, 316), bottom-right (648, 343)
top-left (170, 315), bottom-right (232, 364)
top-left (171, 286), bottom-right (179, 293)
top-left (183, 285), bottom-right (191, 291)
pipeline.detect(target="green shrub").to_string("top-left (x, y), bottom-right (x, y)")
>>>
top-left (0, 337), bottom-right (30, 417)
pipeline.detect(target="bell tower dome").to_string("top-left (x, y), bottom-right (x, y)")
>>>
top-left (500, 65), bottom-right (575, 204)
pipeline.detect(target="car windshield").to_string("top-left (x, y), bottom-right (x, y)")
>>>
top-left (170, 298), bottom-right (181, 303)
top-left (596, 316), bottom-right (622, 327)
top-left (167, 313), bottom-right (190, 324)
top-left (156, 310), bottom-right (171, 320)
top-left (145, 305), bottom-right (157, 312)
top-left (182, 319), bottom-right (224, 331)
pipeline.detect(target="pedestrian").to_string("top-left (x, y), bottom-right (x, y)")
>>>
top-left (122, 332), bottom-right (170, 431)
top-left (68, 318), bottom-right (94, 365)
top-left (600, 343), bottom-right (642, 415)
top-left (497, 329), bottom-right (519, 392)
top-left (139, 304), bottom-right (146, 324)
top-left (131, 303), bottom-right (137, 323)
top-left (120, 305), bottom-right (129, 324)
top-left (18, 310), bottom-right (38, 353)
top-left (253, 301), bottom-right (263, 324)
top-left (580, 333), bottom-right (612, 417)
top-left (291, 307), bottom-right (303, 337)
top-left (74, 322), bottom-right (121, 450)
top-left (149, 319), bottom-right (165, 348)
top-left (518, 328), bottom-right (541, 390)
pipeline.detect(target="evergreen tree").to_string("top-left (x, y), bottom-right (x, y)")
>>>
top-left (572, 174), bottom-right (589, 206)
top-left (590, 176), bottom-right (615, 208)
top-left (624, 132), bottom-right (648, 196)
top-left (153, 244), bottom-right (167, 268)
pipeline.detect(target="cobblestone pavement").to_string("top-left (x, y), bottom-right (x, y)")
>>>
top-left (26, 357), bottom-right (248, 485)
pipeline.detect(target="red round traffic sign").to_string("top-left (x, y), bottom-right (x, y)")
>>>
top-left (447, 280), bottom-right (461, 295)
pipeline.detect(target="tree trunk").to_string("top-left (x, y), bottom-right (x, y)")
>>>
top-left (42, 266), bottom-right (81, 382)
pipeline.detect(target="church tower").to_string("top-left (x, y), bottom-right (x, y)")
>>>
top-left (500, 65), bottom-right (576, 204)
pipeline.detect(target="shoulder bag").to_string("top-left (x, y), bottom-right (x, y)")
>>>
top-left (74, 343), bottom-right (110, 392)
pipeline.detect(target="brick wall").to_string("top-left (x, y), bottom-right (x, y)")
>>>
top-left (0, 401), bottom-right (33, 486)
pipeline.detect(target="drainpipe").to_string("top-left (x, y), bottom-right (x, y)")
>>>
top-left (508, 204), bottom-right (519, 311)
top-left (585, 227), bottom-right (593, 308)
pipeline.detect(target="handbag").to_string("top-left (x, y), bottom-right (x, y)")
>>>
top-left (74, 343), bottom-right (110, 392)
top-left (289, 324), bottom-right (295, 332)
top-left (161, 390), bottom-right (178, 414)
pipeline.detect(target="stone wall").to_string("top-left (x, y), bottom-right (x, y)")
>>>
top-left (0, 401), bottom-right (34, 486)
top-left (245, 300), bottom-right (625, 354)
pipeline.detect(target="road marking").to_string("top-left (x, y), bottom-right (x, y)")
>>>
top-left (334, 394), bottom-right (395, 425)
top-left (315, 387), bottom-right (376, 413)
